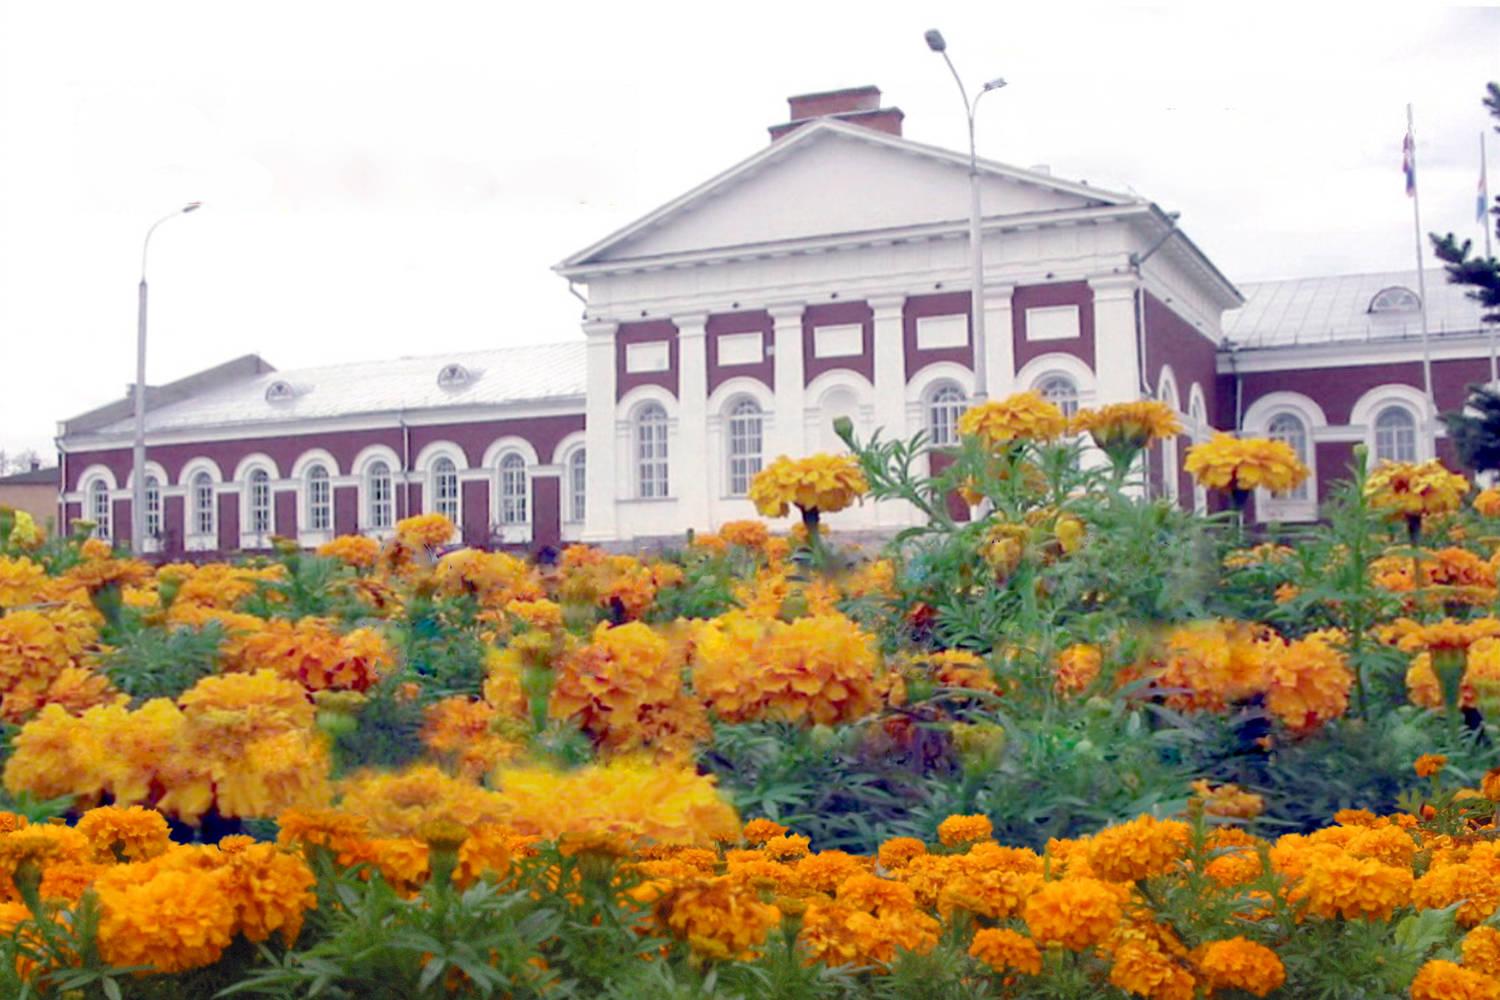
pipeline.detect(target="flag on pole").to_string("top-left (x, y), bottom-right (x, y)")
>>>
top-left (1482, 162), bottom-right (1491, 223)
top-left (1403, 130), bottom-right (1416, 196)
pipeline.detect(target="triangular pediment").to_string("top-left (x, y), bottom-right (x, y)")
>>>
top-left (559, 120), bottom-right (1135, 270)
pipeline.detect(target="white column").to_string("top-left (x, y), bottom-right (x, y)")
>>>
top-left (870, 294), bottom-right (908, 441)
top-left (982, 285), bottom-right (1016, 399)
top-left (675, 313), bottom-right (711, 531)
top-left (1089, 275), bottom-right (1142, 405)
top-left (582, 320), bottom-right (619, 542)
top-left (769, 303), bottom-right (806, 461)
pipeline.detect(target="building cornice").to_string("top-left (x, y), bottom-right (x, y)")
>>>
top-left (1217, 333), bottom-right (1493, 374)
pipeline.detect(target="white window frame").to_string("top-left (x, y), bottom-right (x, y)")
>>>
top-left (87, 478), bottom-right (111, 542)
top-left (248, 470), bottom-right (273, 542)
top-left (1373, 405), bottom-right (1420, 464)
top-left (1244, 392), bottom-right (1324, 523)
top-left (497, 452), bottom-right (530, 526)
top-left (1351, 384), bottom-right (1434, 465)
top-left (1036, 373), bottom-right (1081, 418)
top-left (925, 381), bottom-right (967, 448)
top-left (634, 401), bottom-right (671, 500)
top-left (305, 464), bottom-right (332, 536)
top-left (725, 397), bottom-right (764, 497)
top-left (566, 448), bottom-right (587, 525)
top-left (143, 475), bottom-right (163, 549)
top-left (367, 461), bottom-right (394, 532)
top-left (188, 471), bottom-right (217, 550)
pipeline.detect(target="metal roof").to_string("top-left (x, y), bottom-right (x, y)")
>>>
top-left (0, 467), bottom-right (56, 486)
top-left (1223, 268), bottom-right (1489, 349)
top-left (83, 342), bottom-right (586, 438)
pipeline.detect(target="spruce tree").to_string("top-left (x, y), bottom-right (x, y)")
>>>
top-left (1435, 82), bottom-right (1500, 473)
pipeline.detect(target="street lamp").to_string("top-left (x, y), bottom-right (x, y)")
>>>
top-left (926, 29), bottom-right (1005, 400)
top-left (131, 201), bottom-right (201, 555)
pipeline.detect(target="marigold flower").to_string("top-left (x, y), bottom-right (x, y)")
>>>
top-left (1464, 926), bottom-right (1500, 979)
top-left (1086, 815), bottom-right (1190, 883)
top-left (1287, 852), bottom-right (1412, 921)
top-left (1476, 487), bottom-right (1500, 518)
top-left (937, 814), bottom-right (994, 848)
top-left (394, 512), bottom-right (455, 550)
top-left (719, 519), bottom-right (770, 549)
top-left (1185, 433), bottom-right (1308, 495)
top-left (1265, 631), bottom-right (1355, 733)
top-left (1411, 959), bottom-right (1500, 1000)
top-left (219, 840), bottom-right (318, 944)
top-left (1023, 877), bottom-right (1124, 950)
top-left (655, 875), bottom-right (783, 960)
top-left (1071, 400), bottom-right (1182, 455)
top-left (968, 927), bottom-right (1041, 976)
top-left (742, 818), bottom-right (788, 845)
top-left (1416, 753), bottom-right (1449, 778)
top-left (316, 534), bottom-right (381, 569)
top-left (957, 392), bottom-right (1069, 447)
top-left (0, 555), bottom-right (47, 608)
top-left (1365, 460), bottom-right (1470, 519)
top-left (877, 837), bottom-right (927, 872)
top-left (94, 865), bottom-right (238, 974)
top-left (1191, 780), bottom-right (1265, 819)
top-left (1414, 862), bottom-right (1500, 927)
top-left (1108, 938), bottom-right (1196, 1000)
top-left (1055, 643), bottom-right (1102, 697)
top-left (1195, 937), bottom-right (1285, 997)
top-left (76, 806), bottom-right (171, 863)
top-left (748, 453), bottom-right (867, 519)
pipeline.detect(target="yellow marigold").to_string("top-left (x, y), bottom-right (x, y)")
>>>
top-left (394, 512), bottom-right (454, 550)
top-left (338, 765), bottom-right (510, 840)
top-left (0, 608), bottom-right (94, 724)
top-left (0, 823), bottom-right (90, 897)
top-left (94, 865), bottom-right (238, 973)
top-left (1070, 400), bottom-right (1182, 453)
top-left (742, 818), bottom-right (788, 845)
top-left (968, 927), bottom-right (1041, 976)
top-left (238, 617), bottom-right (394, 693)
top-left (1265, 631), bottom-right (1354, 733)
top-left (1397, 618), bottom-right (1500, 656)
top-left (550, 621), bottom-right (708, 756)
top-left (655, 875), bottom-right (783, 961)
top-left (1023, 877), bottom-right (1124, 950)
top-left (63, 555), bottom-right (153, 593)
top-left (794, 849), bottom-right (867, 894)
top-left (877, 837), bottom-right (927, 872)
top-left (1184, 433), bottom-right (1308, 494)
top-left (507, 598), bottom-right (563, 630)
top-left (957, 392), bottom-right (1068, 447)
top-left (799, 891), bottom-right (941, 969)
top-left (1086, 815), bottom-right (1190, 883)
top-left (1287, 852), bottom-right (1412, 921)
top-left (1152, 620), bottom-right (1273, 712)
top-left (491, 757), bottom-right (739, 850)
top-left (1108, 938), bottom-right (1195, 1000)
top-left (421, 697), bottom-right (523, 780)
top-left (1411, 960), bottom-right (1500, 1000)
top-left (748, 453), bottom-right (867, 518)
top-left (1476, 488), bottom-right (1500, 518)
top-left (0, 555), bottom-right (47, 608)
top-left (1416, 753), bottom-right (1449, 778)
top-left (218, 839), bottom-right (318, 944)
top-left (76, 806), bottom-right (171, 863)
top-left (1055, 642), bottom-right (1102, 697)
top-left (1464, 926), bottom-right (1500, 979)
top-left (8, 510), bottom-right (43, 550)
top-left (720, 519), bottom-right (770, 549)
top-left (434, 549), bottom-right (544, 608)
top-left (1195, 937), bottom-right (1285, 997)
top-left (1191, 780), bottom-right (1265, 819)
top-left (937, 814), bottom-right (994, 848)
top-left (1414, 862), bottom-right (1500, 927)
top-left (316, 534), bottom-right (381, 569)
top-left (1365, 460), bottom-right (1470, 519)
top-left (919, 649), bottom-right (998, 694)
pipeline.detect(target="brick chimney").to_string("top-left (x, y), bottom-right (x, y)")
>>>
top-left (768, 85), bottom-right (904, 142)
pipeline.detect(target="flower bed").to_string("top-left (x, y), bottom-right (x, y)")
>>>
top-left (0, 392), bottom-right (1499, 996)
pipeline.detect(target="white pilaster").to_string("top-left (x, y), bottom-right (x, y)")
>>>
top-left (1089, 275), bottom-right (1142, 405)
top-left (870, 294), bottom-right (908, 441)
top-left (582, 320), bottom-right (619, 542)
top-left (675, 313), bottom-right (711, 531)
top-left (769, 303), bottom-right (806, 460)
top-left (982, 285), bottom-right (1016, 399)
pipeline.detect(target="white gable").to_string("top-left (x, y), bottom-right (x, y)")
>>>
top-left (568, 123), bottom-right (1123, 267)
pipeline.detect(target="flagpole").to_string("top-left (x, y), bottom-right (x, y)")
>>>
top-left (1485, 131), bottom-right (1497, 386)
top-left (1408, 103), bottom-right (1436, 433)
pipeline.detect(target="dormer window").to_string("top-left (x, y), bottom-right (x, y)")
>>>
top-left (265, 380), bottom-right (296, 402)
top-left (1368, 286), bottom-right (1421, 314)
top-left (437, 364), bottom-right (471, 388)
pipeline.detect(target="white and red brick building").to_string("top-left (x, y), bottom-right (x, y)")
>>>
top-left (54, 86), bottom-right (1495, 554)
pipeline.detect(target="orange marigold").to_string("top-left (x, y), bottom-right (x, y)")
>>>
top-left (1464, 926), bottom-right (1500, 979)
top-left (1086, 815), bottom-right (1190, 883)
top-left (1195, 937), bottom-right (1285, 997)
top-left (748, 453), bottom-right (868, 518)
top-left (94, 865), bottom-right (238, 973)
top-left (1416, 753), bottom-right (1449, 778)
top-left (1023, 877), bottom-right (1124, 950)
top-left (968, 927), bottom-right (1041, 976)
top-left (937, 813), bottom-right (994, 848)
top-left (1184, 433), bottom-right (1308, 495)
top-left (957, 392), bottom-right (1068, 447)
top-left (76, 805), bottom-right (172, 863)
top-left (1411, 960), bottom-right (1500, 1000)
top-left (654, 875), bottom-right (783, 960)
top-left (1365, 460), bottom-right (1470, 519)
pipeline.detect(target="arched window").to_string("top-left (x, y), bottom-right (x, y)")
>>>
top-left (247, 470), bottom-right (272, 536)
top-left (88, 479), bottom-right (111, 541)
top-left (1037, 374), bottom-right (1080, 418)
top-left (191, 471), bottom-right (216, 537)
top-left (367, 461), bottom-right (393, 530)
top-left (635, 402), bottom-right (669, 499)
top-left (498, 453), bottom-right (528, 525)
top-left (306, 464), bottom-right (331, 532)
top-left (1266, 413), bottom-right (1311, 499)
top-left (1158, 381), bottom-right (1180, 503)
top-left (926, 383), bottom-right (966, 447)
top-left (567, 449), bottom-right (587, 524)
top-left (1374, 406), bottom-right (1418, 463)
top-left (432, 457), bottom-right (459, 522)
top-left (726, 398), bottom-right (764, 496)
top-left (144, 475), bottom-right (162, 539)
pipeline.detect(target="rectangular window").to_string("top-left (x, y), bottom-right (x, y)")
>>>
top-left (915, 314), bottom-right (969, 351)
top-left (569, 457), bottom-right (587, 523)
top-left (371, 475), bottom-right (393, 529)
top-left (251, 477), bottom-right (271, 534)
top-left (1025, 305), bottom-right (1081, 341)
top-left (310, 481), bottom-right (331, 531)
top-left (638, 425), bottom-right (669, 498)
top-left (812, 324), bottom-right (863, 358)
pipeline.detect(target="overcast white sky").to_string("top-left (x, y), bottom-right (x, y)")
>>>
top-left (2, 2), bottom-right (1497, 459)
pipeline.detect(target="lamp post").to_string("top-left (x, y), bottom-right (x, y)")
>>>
top-left (925, 29), bottom-right (1005, 400)
top-left (131, 201), bottom-right (201, 555)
